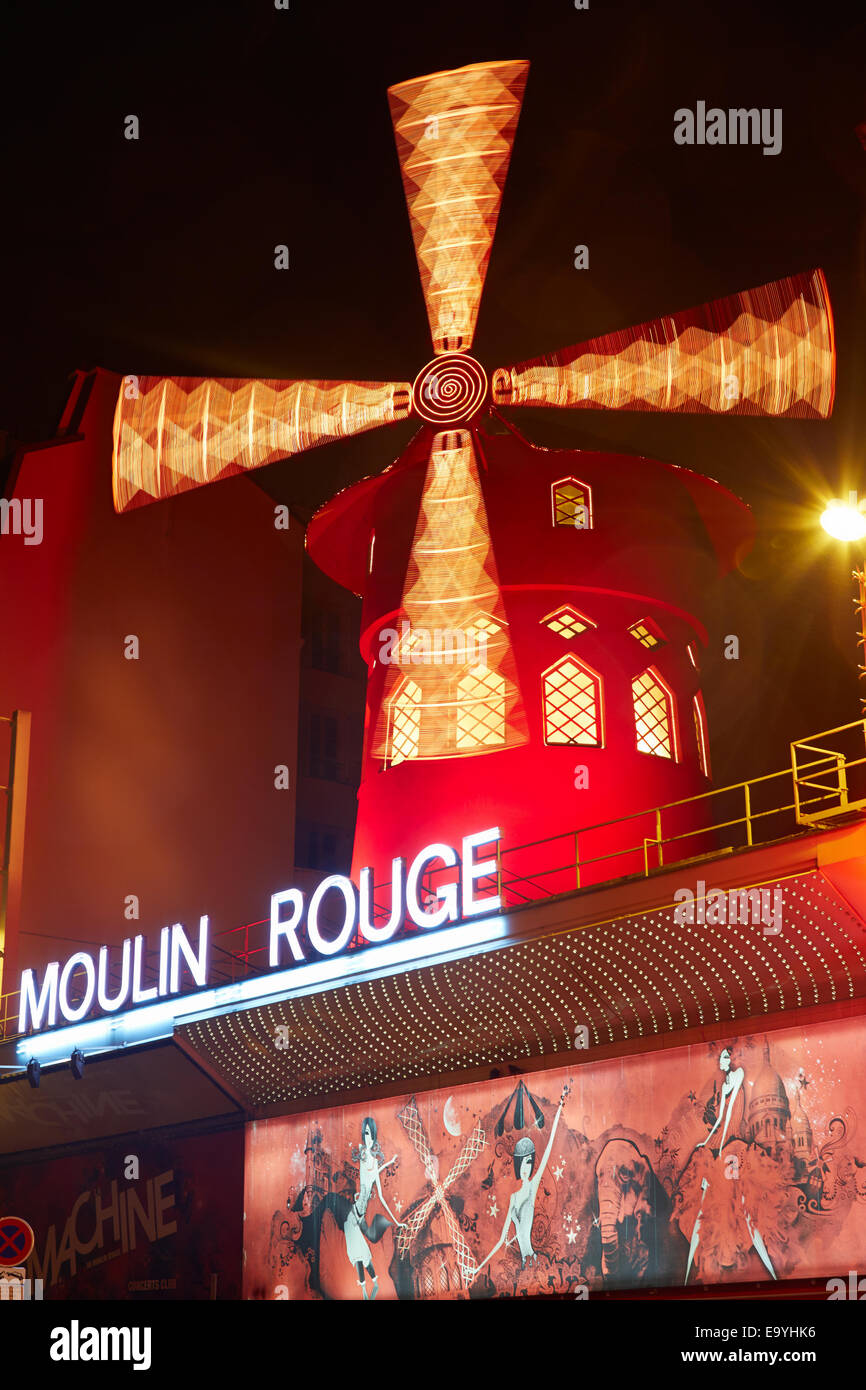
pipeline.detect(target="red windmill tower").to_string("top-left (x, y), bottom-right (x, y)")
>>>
top-left (112, 59), bottom-right (835, 902)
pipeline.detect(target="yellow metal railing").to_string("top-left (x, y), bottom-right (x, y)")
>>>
top-left (5, 720), bottom-right (866, 1050)
top-left (0, 988), bottom-right (18, 1040)
top-left (492, 719), bottom-right (866, 904)
top-left (791, 720), bottom-right (866, 826)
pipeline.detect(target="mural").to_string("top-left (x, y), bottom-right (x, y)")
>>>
top-left (243, 1016), bottom-right (866, 1298)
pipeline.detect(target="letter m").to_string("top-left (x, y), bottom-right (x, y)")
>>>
top-left (102, 1328), bottom-right (130, 1361)
top-left (435, 629), bottom-right (465, 665)
top-left (18, 962), bottom-right (60, 1031)
top-left (729, 109), bottom-right (759, 144)
top-left (728, 888), bottom-right (762, 925)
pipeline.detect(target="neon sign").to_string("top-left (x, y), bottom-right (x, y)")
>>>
top-left (18, 828), bottom-right (501, 1036)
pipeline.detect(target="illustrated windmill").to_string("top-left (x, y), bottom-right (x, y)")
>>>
top-left (113, 60), bottom-right (835, 891)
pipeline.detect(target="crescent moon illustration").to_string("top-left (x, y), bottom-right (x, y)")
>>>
top-left (443, 1096), bottom-right (462, 1137)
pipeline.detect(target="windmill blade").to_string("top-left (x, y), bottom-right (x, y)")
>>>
top-left (388, 59), bottom-right (529, 356)
top-left (492, 269), bottom-right (835, 419)
top-left (112, 376), bottom-right (412, 513)
top-left (372, 427), bottom-right (528, 763)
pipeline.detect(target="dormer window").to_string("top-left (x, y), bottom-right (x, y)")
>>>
top-left (541, 605), bottom-right (596, 639)
top-left (628, 617), bottom-right (666, 651)
top-left (552, 477), bottom-right (592, 529)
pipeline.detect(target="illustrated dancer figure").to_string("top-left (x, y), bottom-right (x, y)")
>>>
top-left (345, 1116), bottom-right (403, 1300)
top-left (685, 1048), bottom-right (776, 1284)
top-left (473, 1083), bottom-right (569, 1280)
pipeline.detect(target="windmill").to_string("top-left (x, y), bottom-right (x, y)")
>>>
top-left (112, 59), bottom-right (835, 896)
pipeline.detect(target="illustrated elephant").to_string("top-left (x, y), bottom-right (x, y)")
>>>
top-left (589, 1138), bottom-right (687, 1287)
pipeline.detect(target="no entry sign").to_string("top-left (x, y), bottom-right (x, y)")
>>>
top-left (0, 1216), bottom-right (35, 1266)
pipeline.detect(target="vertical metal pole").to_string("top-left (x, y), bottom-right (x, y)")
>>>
top-left (744, 782), bottom-right (753, 846)
top-left (854, 563), bottom-right (866, 715)
top-left (1, 711), bottom-right (31, 1034)
top-left (790, 740), bottom-right (801, 823)
top-left (837, 752), bottom-right (849, 809)
top-left (495, 838), bottom-right (502, 908)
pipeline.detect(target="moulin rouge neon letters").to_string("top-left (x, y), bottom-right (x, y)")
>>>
top-left (269, 826), bottom-right (500, 965)
top-left (18, 920), bottom-right (210, 1033)
top-left (18, 828), bottom-right (502, 1034)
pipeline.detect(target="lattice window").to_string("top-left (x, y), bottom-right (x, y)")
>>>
top-left (389, 678), bottom-right (422, 765)
top-left (628, 617), bottom-right (665, 650)
top-left (543, 657), bottom-right (602, 746)
top-left (541, 605), bottom-right (596, 639)
top-left (552, 477), bottom-right (592, 529)
top-left (456, 666), bottom-right (506, 749)
top-left (693, 691), bottom-right (711, 778)
top-left (470, 610), bottom-right (501, 636)
top-left (632, 668), bottom-right (676, 758)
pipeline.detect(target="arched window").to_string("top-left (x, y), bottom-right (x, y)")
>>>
top-left (388, 678), bottom-right (421, 765)
top-left (552, 477), bottom-right (592, 529)
top-left (456, 666), bottom-right (506, 750)
top-left (693, 691), bottom-right (711, 778)
top-left (632, 667), bottom-right (677, 759)
top-left (543, 656), bottom-right (602, 746)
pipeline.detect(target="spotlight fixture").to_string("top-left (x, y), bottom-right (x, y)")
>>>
top-left (820, 497), bottom-right (866, 542)
top-left (26, 1057), bottom-right (40, 1089)
top-left (70, 1047), bottom-right (85, 1081)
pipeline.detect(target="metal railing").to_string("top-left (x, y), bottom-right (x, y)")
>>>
top-left (791, 721), bottom-right (866, 826)
top-left (488, 720), bottom-right (866, 906)
top-left (3, 719), bottom-right (866, 1045)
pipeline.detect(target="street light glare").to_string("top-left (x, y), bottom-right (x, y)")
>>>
top-left (821, 500), bottom-right (866, 542)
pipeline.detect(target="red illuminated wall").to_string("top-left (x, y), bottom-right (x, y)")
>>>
top-left (0, 370), bottom-right (302, 993)
top-left (243, 1014), bottom-right (866, 1300)
top-left (307, 425), bottom-right (753, 889)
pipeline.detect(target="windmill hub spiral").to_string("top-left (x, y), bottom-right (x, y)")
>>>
top-left (411, 354), bottom-right (488, 425)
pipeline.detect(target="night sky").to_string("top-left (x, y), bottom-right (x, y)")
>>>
top-left (3, 0), bottom-right (865, 790)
